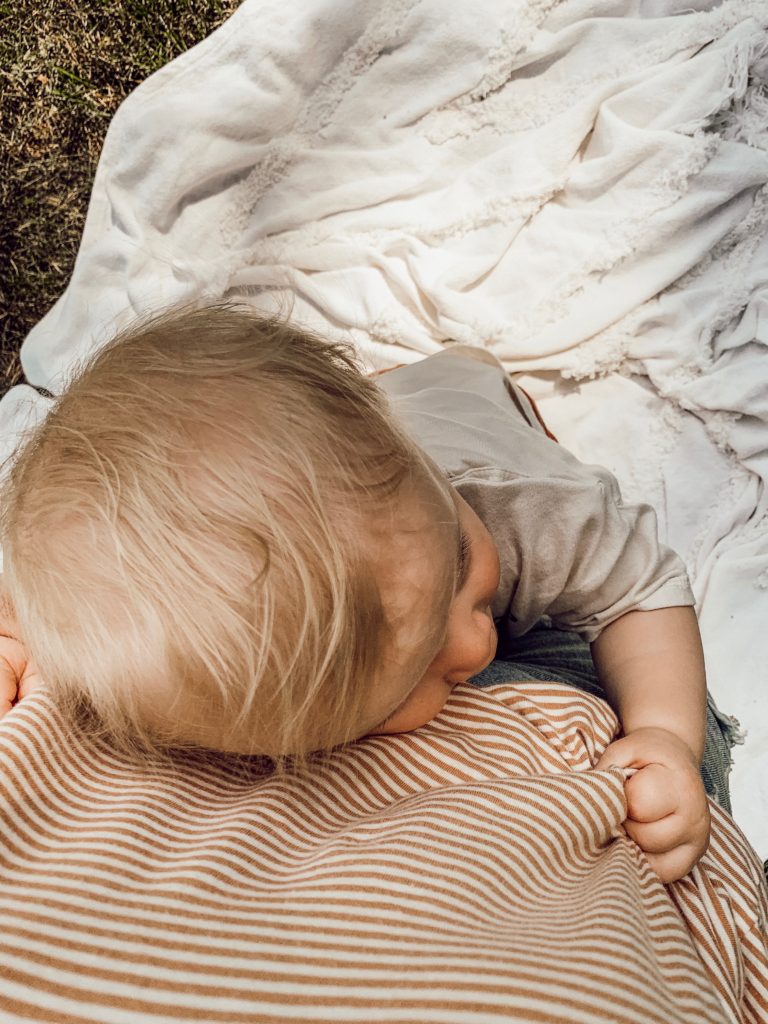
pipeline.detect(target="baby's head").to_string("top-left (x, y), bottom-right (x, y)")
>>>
top-left (0, 303), bottom-right (499, 767)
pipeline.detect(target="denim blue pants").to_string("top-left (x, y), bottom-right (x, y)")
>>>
top-left (469, 619), bottom-right (743, 815)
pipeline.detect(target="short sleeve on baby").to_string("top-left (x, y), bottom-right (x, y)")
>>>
top-left (377, 346), bottom-right (695, 643)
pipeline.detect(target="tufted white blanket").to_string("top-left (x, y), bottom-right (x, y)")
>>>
top-left (1, 0), bottom-right (767, 853)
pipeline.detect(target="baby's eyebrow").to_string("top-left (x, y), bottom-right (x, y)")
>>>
top-left (455, 523), bottom-right (472, 591)
top-left (443, 479), bottom-right (472, 592)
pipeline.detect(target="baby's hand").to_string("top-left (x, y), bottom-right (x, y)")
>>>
top-left (0, 588), bottom-right (43, 718)
top-left (595, 726), bottom-right (711, 884)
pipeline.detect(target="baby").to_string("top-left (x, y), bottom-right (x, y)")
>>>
top-left (0, 302), bottom-right (710, 883)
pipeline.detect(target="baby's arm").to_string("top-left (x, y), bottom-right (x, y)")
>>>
top-left (591, 605), bottom-right (710, 883)
top-left (591, 605), bottom-right (706, 762)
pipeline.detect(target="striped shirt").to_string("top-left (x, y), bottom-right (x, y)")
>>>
top-left (0, 681), bottom-right (766, 1023)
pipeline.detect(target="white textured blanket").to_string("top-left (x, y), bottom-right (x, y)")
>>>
top-left (1, 0), bottom-right (767, 853)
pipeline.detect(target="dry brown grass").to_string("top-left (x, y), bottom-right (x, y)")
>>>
top-left (0, 0), bottom-right (241, 398)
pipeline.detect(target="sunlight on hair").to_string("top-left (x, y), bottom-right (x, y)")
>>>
top-left (0, 301), bottom-right (450, 771)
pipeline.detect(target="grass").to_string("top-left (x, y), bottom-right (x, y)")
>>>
top-left (0, 0), bottom-right (241, 398)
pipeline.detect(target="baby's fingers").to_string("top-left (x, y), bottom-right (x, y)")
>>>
top-left (0, 637), bottom-right (44, 718)
top-left (17, 661), bottom-right (44, 700)
top-left (625, 764), bottom-right (678, 822)
top-left (643, 841), bottom-right (708, 885)
top-left (0, 671), bottom-right (15, 717)
top-left (0, 638), bottom-right (27, 719)
top-left (624, 813), bottom-right (682, 854)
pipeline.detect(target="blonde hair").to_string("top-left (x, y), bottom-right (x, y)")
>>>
top-left (0, 302), bottom-right (450, 770)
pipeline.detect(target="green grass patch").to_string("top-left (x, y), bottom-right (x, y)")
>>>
top-left (0, 0), bottom-right (240, 396)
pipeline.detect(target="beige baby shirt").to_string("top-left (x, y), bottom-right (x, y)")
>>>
top-left (377, 345), bottom-right (695, 645)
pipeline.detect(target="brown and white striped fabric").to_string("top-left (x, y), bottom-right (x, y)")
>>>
top-left (1, 681), bottom-right (766, 1024)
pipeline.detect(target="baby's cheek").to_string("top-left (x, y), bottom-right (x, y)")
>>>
top-left (465, 610), bottom-right (497, 662)
top-left (374, 678), bottom-right (454, 734)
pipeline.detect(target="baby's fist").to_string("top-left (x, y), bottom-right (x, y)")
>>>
top-left (596, 727), bottom-right (710, 884)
